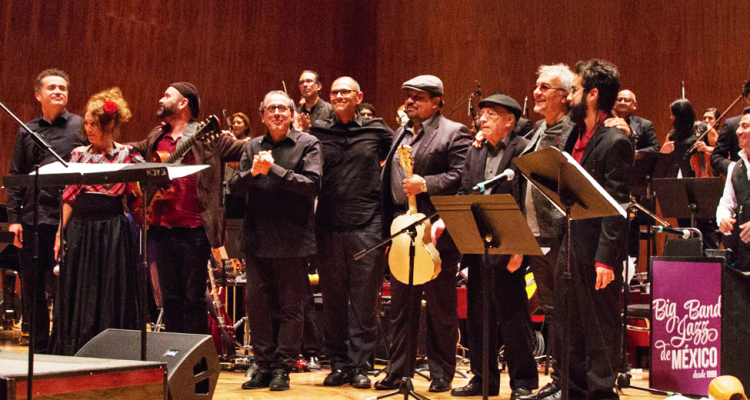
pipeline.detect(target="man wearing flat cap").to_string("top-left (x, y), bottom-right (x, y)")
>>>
top-left (132, 82), bottom-right (245, 334)
top-left (376, 75), bottom-right (471, 393)
top-left (448, 92), bottom-right (539, 398)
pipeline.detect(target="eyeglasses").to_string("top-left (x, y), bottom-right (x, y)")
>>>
top-left (331, 89), bottom-right (358, 97)
top-left (569, 86), bottom-right (582, 95)
top-left (534, 83), bottom-right (565, 93)
top-left (616, 97), bottom-right (634, 103)
top-left (299, 79), bottom-right (317, 85)
top-left (265, 105), bottom-right (289, 113)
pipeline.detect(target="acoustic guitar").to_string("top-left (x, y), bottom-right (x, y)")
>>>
top-left (130, 115), bottom-right (222, 224)
top-left (388, 145), bottom-right (441, 285)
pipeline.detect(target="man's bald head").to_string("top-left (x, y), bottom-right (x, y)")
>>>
top-left (330, 76), bottom-right (363, 123)
top-left (613, 89), bottom-right (637, 119)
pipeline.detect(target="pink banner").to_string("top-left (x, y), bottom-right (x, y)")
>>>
top-left (651, 258), bottom-right (722, 396)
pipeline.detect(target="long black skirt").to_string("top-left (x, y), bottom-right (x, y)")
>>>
top-left (50, 193), bottom-right (141, 355)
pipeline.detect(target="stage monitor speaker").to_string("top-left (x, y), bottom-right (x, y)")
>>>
top-left (664, 237), bottom-right (703, 257)
top-left (75, 329), bottom-right (219, 400)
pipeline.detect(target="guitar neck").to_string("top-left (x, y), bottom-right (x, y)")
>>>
top-left (165, 135), bottom-right (197, 164)
top-left (405, 170), bottom-right (418, 214)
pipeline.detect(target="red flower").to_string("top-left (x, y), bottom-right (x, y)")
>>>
top-left (103, 101), bottom-right (118, 116)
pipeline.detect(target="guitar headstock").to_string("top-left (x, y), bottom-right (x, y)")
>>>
top-left (397, 144), bottom-right (414, 175)
top-left (195, 115), bottom-right (222, 143)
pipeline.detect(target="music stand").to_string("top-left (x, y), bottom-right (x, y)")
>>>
top-left (3, 162), bottom-right (207, 384)
top-left (431, 194), bottom-right (542, 400)
top-left (652, 177), bottom-right (724, 228)
top-left (514, 147), bottom-right (627, 400)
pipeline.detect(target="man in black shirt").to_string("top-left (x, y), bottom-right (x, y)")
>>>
top-left (297, 70), bottom-right (335, 130)
top-left (235, 91), bottom-right (322, 391)
top-left (309, 76), bottom-right (393, 389)
top-left (7, 69), bottom-right (84, 353)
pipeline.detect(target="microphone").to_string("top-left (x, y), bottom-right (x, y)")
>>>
top-left (475, 80), bottom-right (482, 97)
top-left (651, 225), bottom-right (691, 239)
top-left (472, 169), bottom-right (515, 193)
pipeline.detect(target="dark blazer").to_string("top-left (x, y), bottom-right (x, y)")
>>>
top-left (711, 114), bottom-right (741, 176)
top-left (629, 115), bottom-right (659, 153)
top-left (132, 122), bottom-right (245, 248)
top-left (562, 121), bottom-right (634, 268)
top-left (457, 131), bottom-right (528, 202)
top-left (514, 117), bottom-right (533, 139)
top-left (381, 113), bottom-right (471, 261)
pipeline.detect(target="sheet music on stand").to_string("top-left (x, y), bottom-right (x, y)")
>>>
top-left (513, 147), bottom-right (626, 221)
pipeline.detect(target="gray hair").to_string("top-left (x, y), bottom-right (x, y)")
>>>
top-left (537, 64), bottom-right (574, 93)
top-left (259, 90), bottom-right (296, 113)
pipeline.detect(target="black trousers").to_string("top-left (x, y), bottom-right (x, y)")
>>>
top-left (19, 222), bottom-right (57, 353)
top-left (464, 254), bottom-right (539, 390)
top-left (245, 255), bottom-right (307, 371)
top-left (388, 260), bottom-right (458, 382)
top-left (527, 236), bottom-right (560, 315)
top-left (556, 239), bottom-right (622, 400)
top-left (152, 226), bottom-right (211, 334)
top-left (317, 215), bottom-right (383, 370)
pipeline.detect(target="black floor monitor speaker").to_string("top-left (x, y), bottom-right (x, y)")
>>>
top-left (75, 329), bottom-right (219, 400)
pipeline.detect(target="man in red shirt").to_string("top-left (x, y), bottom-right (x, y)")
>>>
top-left (132, 82), bottom-right (244, 334)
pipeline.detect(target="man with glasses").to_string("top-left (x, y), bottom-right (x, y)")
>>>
top-left (375, 75), bottom-right (470, 393)
top-left (612, 89), bottom-right (659, 154)
top-left (235, 91), bottom-right (322, 391)
top-left (309, 76), bottom-right (393, 389)
top-left (297, 70), bottom-right (334, 130)
top-left (558, 60), bottom-right (633, 400)
top-left (448, 92), bottom-right (538, 398)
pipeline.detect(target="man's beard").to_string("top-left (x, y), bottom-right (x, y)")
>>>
top-left (156, 102), bottom-right (177, 118)
top-left (570, 98), bottom-right (588, 125)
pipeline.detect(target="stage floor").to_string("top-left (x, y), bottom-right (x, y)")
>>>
top-left (1, 325), bottom-right (661, 400)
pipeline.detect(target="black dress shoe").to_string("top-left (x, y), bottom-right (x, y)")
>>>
top-left (324, 369), bottom-right (351, 386)
top-left (511, 387), bottom-right (533, 400)
top-left (269, 369), bottom-right (290, 391)
top-left (539, 390), bottom-right (562, 400)
top-left (517, 383), bottom-right (560, 400)
top-left (350, 368), bottom-right (372, 389)
top-left (241, 369), bottom-right (273, 389)
top-left (450, 379), bottom-right (499, 396)
top-left (429, 378), bottom-right (452, 392)
top-left (374, 373), bottom-right (401, 390)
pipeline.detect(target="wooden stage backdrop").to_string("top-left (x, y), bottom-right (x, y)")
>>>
top-left (1, 0), bottom-right (749, 203)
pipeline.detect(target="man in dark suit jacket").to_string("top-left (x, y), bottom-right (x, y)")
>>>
top-left (711, 81), bottom-right (750, 176)
top-left (558, 60), bottom-right (634, 400)
top-left (449, 93), bottom-right (539, 398)
top-left (375, 75), bottom-right (471, 393)
top-left (613, 89), bottom-right (659, 153)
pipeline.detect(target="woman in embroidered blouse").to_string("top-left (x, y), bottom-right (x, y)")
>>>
top-left (49, 87), bottom-right (144, 355)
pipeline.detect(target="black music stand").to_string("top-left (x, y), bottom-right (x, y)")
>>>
top-left (514, 147), bottom-right (627, 400)
top-left (3, 162), bottom-right (207, 373)
top-left (630, 152), bottom-right (678, 198)
top-left (431, 194), bottom-right (542, 400)
top-left (652, 177), bottom-right (723, 228)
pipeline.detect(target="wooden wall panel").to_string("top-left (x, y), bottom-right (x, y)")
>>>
top-left (2, 0), bottom-right (749, 205)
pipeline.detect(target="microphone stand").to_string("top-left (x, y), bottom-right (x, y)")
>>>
top-left (357, 212), bottom-right (437, 400)
top-left (0, 100), bottom-right (69, 400)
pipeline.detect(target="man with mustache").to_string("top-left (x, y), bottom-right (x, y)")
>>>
top-left (131, 82), bottom-right (244, 335)
top-left (7, 69), bottom-right (85, 353)
top-left (376, 75), bottom-right (470, 393)
top-left (309, 76), bottom-right (393, 389)
top-left (557, 60), bottom-right (633, 400)
top-left (297, 70), bottom-right (335, 130)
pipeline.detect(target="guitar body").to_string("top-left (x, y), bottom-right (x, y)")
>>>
top-left (387, 144), bottom-right (442, 285)
top-left (389, 212), bottom-right (441, 285)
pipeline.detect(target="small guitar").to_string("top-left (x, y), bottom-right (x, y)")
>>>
top-left (130, 115), bottom-right (222, 224)
top-left (388, 145), bottom-right (441, 285)
top-left (207, 247), bottom-right (237, 358)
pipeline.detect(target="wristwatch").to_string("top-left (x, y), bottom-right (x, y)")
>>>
top-left (420, 178), bottom-right (428, 193)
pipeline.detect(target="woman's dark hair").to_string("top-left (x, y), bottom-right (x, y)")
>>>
top-left (670, 99), bottom-right (697, 141)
